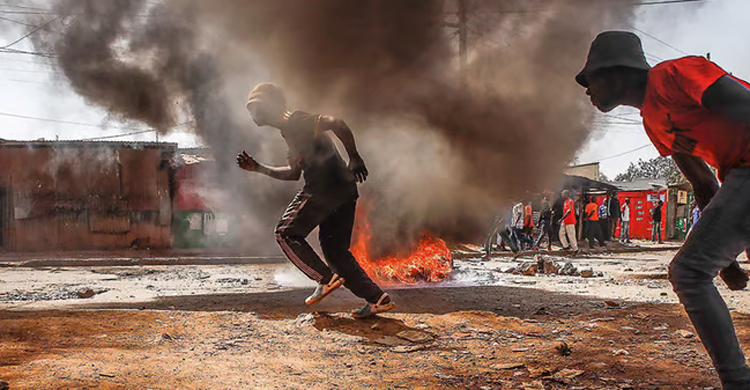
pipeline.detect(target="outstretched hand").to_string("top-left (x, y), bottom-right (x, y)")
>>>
top-left (348, 154), bottom-right (368, 183)
top-left (236, 150), bottom-right (260, 172)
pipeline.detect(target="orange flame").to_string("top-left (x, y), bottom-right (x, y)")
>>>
top-left (352, 210), bottom-right (453, 285)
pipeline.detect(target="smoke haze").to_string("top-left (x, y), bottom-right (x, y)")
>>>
top-left (24, 0), bottom-right (636, 257)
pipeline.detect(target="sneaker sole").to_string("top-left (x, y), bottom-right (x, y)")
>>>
top-left (352, 302), bottom-right (395, 319)
top-left (305, 278), bottom-right (344, 305)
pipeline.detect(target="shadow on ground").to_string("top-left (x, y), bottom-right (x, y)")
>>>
top-left (84, 285), bottom-right (622, 320)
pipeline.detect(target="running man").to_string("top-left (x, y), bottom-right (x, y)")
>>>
top-left (576, 31), bottom-right (750, 388)
top-left (237, 82), bottom-right (393, 319)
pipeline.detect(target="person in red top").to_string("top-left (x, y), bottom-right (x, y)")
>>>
top-left (558, 190), bottom-right (578, 252)
top-left (577, 31), bottom-right (750, 389)
top-left (584, 196), bottom-right (605, 249)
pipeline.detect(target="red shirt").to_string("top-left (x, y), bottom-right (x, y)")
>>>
top-left (641, 56), bottom-right (750, 181)
top-left (563, 199), bottom-right (576, 225)
top-left (585, 203), bottom-right (599, 221)
top-left (524, 205), bottom-right (534, 228)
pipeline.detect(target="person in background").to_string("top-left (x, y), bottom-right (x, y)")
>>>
top-left (598, 194), bottom-right (610, 242)
top-left (620, 198), bottom-right (632, 243)
top-left (558, 190), bottom-right (579, 253)
top-left (608, 191), bottom-right (621, 240)
top-left (651, 200), bottom-right (664, 244)
top-left (690, 199), bottom-right (701, 233)
top-left (585, 196), bottom-right (606, 249)
top-left (535, 196), bottom-right (554, 250)
top-left (523, 202), bottom-right (534, 237)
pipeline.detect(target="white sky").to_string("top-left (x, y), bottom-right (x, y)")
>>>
top-left (0, 0), bottom-right (743, 179)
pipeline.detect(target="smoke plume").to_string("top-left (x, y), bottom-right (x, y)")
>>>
top-left (25, 0), bottom-right (635, 257)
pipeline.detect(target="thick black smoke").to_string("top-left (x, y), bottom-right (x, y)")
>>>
top-left (26, 0), bottom-right (636, 257)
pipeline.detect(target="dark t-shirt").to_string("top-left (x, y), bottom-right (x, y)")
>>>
top-left (281, 111), bottom-right (358, 200)
top-left (608, 197), bottom-right (621, 220)
top-left (652, 205), bottom-right (663, 222)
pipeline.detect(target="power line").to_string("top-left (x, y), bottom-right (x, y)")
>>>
top-left (78, 129), bottom-right (156, 141)
top-left (632, 27), bottom-right (689, 56)
top-left (1, 16), bottom-right (58, 49)
top-left (597, 144), bottom-right (653, 162)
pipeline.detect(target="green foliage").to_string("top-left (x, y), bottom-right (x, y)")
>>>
top-left (614, 156), bottom-right (686, 184)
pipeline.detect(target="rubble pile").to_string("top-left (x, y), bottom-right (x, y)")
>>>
top-left (506, 256), bottom-right (603, 278)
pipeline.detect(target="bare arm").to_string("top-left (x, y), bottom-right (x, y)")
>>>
top-left (318, 115), bottom-right (368, 183)
top-left (236, 150), bottom-right (301, 181)
top-left (672, 153), bottom-right (718, 209)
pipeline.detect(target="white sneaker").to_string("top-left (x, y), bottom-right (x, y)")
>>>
top-left (305, 274), bottom-right (344, 305)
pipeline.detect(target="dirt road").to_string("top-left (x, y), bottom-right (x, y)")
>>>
top-left (0, 248), bottom-right (747, 389)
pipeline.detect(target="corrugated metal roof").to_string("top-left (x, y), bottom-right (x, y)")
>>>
top-left (615, 179), bottom-right (667, 192)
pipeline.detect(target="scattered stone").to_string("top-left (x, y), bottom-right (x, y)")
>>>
top-left (392, 345), bottom-right (427, 353)
top-left (660, 292), bottom-right (669, 296)
top-left (520, 262), bottom-right (538, 276)
top-left (77, 288), bottom-right (96, 299)
top-left (374, 336), bottom-right (407, 347)
top-left (371, 322), bottom-right (382, 331)
top-left (612, 349), bottom-right (630, 356)
top-left (356, 345), bottom-right (373, 354)
top-left (396, 330), bottom-right (433, 344)
top-left (555, 342), bottom-right (572, 356)
top-left (99, 373), bottom-right (115, 378)
top-left (493, 362), bottom-right (525, 370)
top-left (294, 313), bottom-right (315, 327)
top-left (559, 262), bottom-right (577, 276)
top-left (580, 268), bottom-right (595, 278)
top-left (528, 367), bottom-right (551, 378)
top-left (604, 300), bottom-right (620, 308)
top-left (676, 330), bottom-right (695, 339)
top-left (553, 369), bottom-right (585, 384)
top-left (653, 325), bottom-right (669, 331)
top-left (511, 347), bottom-right (529, 353)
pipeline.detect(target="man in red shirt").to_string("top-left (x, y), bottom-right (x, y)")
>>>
top-left (577, 31), bottom-right (750, 388)
top-left (585, 196), bottom-right (605, 249)
top-left (558, 190), bottom-right (578, 253)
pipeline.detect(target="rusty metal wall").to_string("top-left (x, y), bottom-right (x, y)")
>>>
top-left (0, 143), bottom-right (174, 252)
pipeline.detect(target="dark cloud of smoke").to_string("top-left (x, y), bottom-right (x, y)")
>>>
top-left (26, 0), bottom-right (637, 257)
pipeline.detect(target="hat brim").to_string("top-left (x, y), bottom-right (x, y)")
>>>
top-left (576, 58), bottom-right (651, 88)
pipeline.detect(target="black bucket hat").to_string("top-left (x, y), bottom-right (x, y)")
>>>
top-left (576, 31), bottom-right (651, 88)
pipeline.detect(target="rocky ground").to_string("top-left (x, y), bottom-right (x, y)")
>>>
top-left (0, 245), bottom-right (748, 389)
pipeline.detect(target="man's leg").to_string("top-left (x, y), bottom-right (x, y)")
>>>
top-left (669, 167), bottom-right (750, 389)
top-left (319, 198), bottom-right (384, 303)
top-left (565, 224), bottom-right (578, 251)
top-left (275, 192), bottom-right (334, 284)
top-left (559, 224), bottom-right (570, 249)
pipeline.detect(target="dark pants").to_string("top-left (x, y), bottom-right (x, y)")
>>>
top-left (652, 221), bottom-right (663, 242)
top-left (585, 221), bottom-right (605, 248)
top-left (512, 227), bottom-right (535, 250)
top-left (535, 219), bottom-right (553, 248)
top-left (275, 192), bottom-right (384, 303)
top-left (609, 218), bottom-right (619, 239)
top-left (669, 166), bottom-right (750, 389)
top-left (600, 218), bottom-right (610, 241)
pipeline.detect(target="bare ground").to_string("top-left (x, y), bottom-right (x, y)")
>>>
top-left (0, 248), bottom-right (746, 389)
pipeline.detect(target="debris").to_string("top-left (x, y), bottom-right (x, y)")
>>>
top-left (370, 322), bottom-right (382, 331)
top-left (555, 342), bottom-right (572, 356)
top-left (653, 325), bottom-right (669, 331)
top-left (552, 369), bottom-right (585, 384)
top-left (589, 317), bottom-right (616, 323)
top-left (493, 362), bottom-right (525, 370)
top-left (528, 367), bottom-right (551, 378)
top-left (520, 262), bottom-right (538, 276)
top-left (580, 268), bottom-right (595, 278)
top-left (392, 345), bottom-right (427, 353)
top-left (604, 300), bottom-right (620, 308)
top-left (294, 313), bottom-right (315, 327)
top-left (612, 349), bottom-right (630, 356)
top-left (396, 330), bottom-right (433, 344)
top-left (356, 345), bottom-right (373, 354)
top-left (77, 288), bottom-right (96, 299)
top-left (511, 347), bottom-right (529, 353)
top-left (162, 333), bottom-right (176, 340)
top-left (99, 373), bottom-right (115, 378)
top-left (676, 330), bottom-right (695, 339)
top-left (374, 336), bottom-right (407, 347)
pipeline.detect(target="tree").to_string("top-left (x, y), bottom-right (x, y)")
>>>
top-left (614, 156), bottom-right (686, 184)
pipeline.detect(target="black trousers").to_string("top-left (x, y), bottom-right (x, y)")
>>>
top-left (275, 192), bottom-right (384, 303)
top-left (585, 221), bottom-right (605, 248)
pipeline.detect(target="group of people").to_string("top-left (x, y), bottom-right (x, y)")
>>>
top-left (496, 190), bottom-right (636, 254)
top-left (236, 29), bottom-right (750, 388)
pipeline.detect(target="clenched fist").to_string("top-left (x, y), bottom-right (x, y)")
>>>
top-left (237, 150), bottom-right (260, 172)
top-left (348, 154), bottom-right (368, 183)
